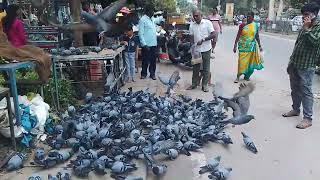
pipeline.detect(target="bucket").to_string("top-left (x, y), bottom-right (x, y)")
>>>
top-left (89, 61), bottom-right (103, 80)
top-left (159, 53), bottom-right (169, 63)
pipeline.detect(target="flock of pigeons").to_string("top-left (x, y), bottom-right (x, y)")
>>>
top-left (5, 71), bottom-right (258, 180)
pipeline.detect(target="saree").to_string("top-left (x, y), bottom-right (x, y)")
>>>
top-left (237, 22), bottom-right (263, 78)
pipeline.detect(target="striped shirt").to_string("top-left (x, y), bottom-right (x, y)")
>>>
top-left (289, 19), bottom-right (320, 69)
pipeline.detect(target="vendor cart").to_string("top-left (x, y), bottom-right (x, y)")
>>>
top-left (52, 46), bottom-right (126, 108)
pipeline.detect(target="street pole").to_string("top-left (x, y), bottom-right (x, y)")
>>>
top-left (201, 0), bottom-right (203, 10)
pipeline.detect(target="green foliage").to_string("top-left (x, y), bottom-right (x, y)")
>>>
top-left (0, 69), bottom-right (76, 109)
top-left (43, 79), bottom-right (76, 109)
top-left (290, 0), bottom-right (309, 9)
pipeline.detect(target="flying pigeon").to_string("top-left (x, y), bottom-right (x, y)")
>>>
top-left (159, 70), bottom-right (181, 94)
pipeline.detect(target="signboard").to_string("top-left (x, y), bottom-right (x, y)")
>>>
top-left (226, 3), bottom-right (234, 22)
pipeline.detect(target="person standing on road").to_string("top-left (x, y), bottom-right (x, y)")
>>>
top-left (208, 8), bottom-right (222, 54)
top-left (187, 9), bottom-right (215, 92)
top-left (233, 11), bottom-right (264, 83)
top-left (282, 3), bottom-right (320, 129)
top-left (138, 5), bottom-right (164, 80)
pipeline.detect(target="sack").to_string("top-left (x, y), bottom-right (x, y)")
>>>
top-left (260, 50), bottom-right (265, 64)
top-left (190, 45), bottom-right (202, 65)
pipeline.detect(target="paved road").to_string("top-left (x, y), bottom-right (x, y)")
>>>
top-left (144, 26), bottom-right (320, 180)
top-left (2, 26), bottom-right (319, 180)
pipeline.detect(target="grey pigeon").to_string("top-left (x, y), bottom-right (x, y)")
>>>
top-left (159, 70), bottom-right (181, 94)
top-left (233, 82), bottom-right (255, 99)
top-left (221, 115), bottom-right (255, 125)
top-left (7, 153), bottom-right (25, 171)
top-left (152, 164), bottom-right (168, 176)
top-left (209, 167), bottom-right (232, 180)
top-left (199, 156), bottom-right (221, 174)
top-left (164, 149), bottom-right (179, 160)
top-left (34, 148), bottom-right (45, 163)
top-left (110, 175), bottom-right (143, 180)
top-left (241, 132), bottom-right (258, 154)
top-left (111, 161), bottom-right (137, 174)
top-left (85, 92), bottom-right (93, 103)
top-left (57, 168), bottom-right (71, 180)
top-left (48, 174), bottom-right (58, 180)
top-left (93, 158), bottom-right (107, 175)
top-left (218, 133), bottom-right (233, 145)
top-left (183, 141), bottom-right (201, 151)
top-left (28, 174), bottom-right (42, 180)
top-left (67, 106), bottom-right (76, 116)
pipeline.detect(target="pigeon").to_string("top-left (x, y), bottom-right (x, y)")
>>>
top-left (233, 82), bottom-right (255, 99)
top-left (164, 149), bottom-right (179, 160)
top-left (67, 106), bottom-right (76, 116)
top-left (48, 174), bottom-right (58, 180)
top-left (152, 164), bottom-right (168, 176)
top-left (111, 161), bottom-right (137, 174)
top-left (220, 115), bottom-right (255, 125)
top-left (209, 167), bottom-right (232, 180)
top-left (199, 156), bottom-right (221, 174)
top-left (34, 148), bottom-right (45, 164)
top-left (159, 70), bottom-right (181, 94)
top-left (93, 158), bottom-right (107, 175)
top-left (85, 92), bottom-right (93, 103)
top-left (28, 174), bottom-right (42, 180)
top-left (241, 132), bottom-right (258, 154)
top-left (56, 168), bottom-right (71, 180)
top-left (183, 141), bottom-right (201, 151)
top-left (218, 133), bottom-right (233, 145)
top-left (110, 175), bottom-right (143, 180)
top-left (7, 153), bottom-right (25, 171)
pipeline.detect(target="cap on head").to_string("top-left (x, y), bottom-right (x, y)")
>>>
top-left (301, 2), bottom-right (320, 14)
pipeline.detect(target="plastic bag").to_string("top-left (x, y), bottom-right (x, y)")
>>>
top-left (190, 45), bottom-right (202, 65)
top-left (260, 50), bottom-right (265, 64)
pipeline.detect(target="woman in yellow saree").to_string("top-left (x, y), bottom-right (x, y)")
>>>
top-left (233, 12), bottom-right (263, 83)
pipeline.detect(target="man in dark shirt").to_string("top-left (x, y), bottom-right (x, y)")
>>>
top-left (123, 26), bottom-right (139, 82)
top-left (283, 3), bottom-right (320, 129)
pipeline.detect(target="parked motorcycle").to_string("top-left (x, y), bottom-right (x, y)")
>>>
top-left (167, 23), bottom-right (192, 67)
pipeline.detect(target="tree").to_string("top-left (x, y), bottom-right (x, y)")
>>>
top-left (151, 0), bottom-right (177, 12)
top-left (289, 0), bottom-right (309, 8)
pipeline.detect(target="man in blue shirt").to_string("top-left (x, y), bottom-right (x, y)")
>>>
top-left (138, 5), bottom-right (159, 80)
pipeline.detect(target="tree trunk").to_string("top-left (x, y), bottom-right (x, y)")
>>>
top-left (70, 0), bottom-right (83, 47)
top-left (268, 0), bottom-right (275, 21)
top-left (276, 0), bottom-right (284, 20)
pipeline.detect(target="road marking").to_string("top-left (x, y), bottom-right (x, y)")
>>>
top-left (190, 150), bottom-right (208, 180)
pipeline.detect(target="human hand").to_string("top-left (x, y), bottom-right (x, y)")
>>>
top-left (123, 41), bottom-right (128, 46)
top-left (197, 39), bottom-right (204, 46)
top-left (303, 16), bottom-right (312, 29)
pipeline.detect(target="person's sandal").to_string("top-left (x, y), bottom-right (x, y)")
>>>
top-left (296, 119), bottom-right (312, 129)
top-left (282, 110), bottom-right (300, 117)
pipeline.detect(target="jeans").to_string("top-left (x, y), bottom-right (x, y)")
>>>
top-left (141, 46), bottom-right (157, 77)
top-left (192, 49), bottom-right (211, 88)
top-left (124, 52), bottom-right (136, 79)
top-left (288, 65), bottom-right (315, 120)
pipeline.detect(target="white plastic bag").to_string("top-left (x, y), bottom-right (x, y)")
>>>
top-left (260, 50), bottom-right (265, 64)
top-left (190, 45), bottom-right (202, 65)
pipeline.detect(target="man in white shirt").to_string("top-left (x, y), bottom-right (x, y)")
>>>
top-left (187, 9), bottom-right (215, 92)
